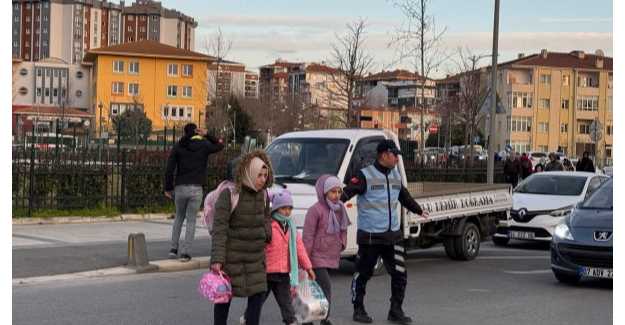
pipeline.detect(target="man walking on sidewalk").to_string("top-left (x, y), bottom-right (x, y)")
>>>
top-left (341, 140), bottom-right (429, 324)
top-left (164, 123), bottom-right (224, 262)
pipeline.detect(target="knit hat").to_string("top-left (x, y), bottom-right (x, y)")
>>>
top-left (323, 176), bottom-right (342, 194)
top-left (271, 189), bottom-right (293, 212)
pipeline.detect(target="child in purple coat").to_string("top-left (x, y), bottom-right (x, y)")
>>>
top-left (302, 175), bottom-right (350, 325)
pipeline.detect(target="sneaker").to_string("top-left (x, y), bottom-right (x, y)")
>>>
top-left (180, 254), bottom-right (191, 262)
top-left (353, 305), bottom-right (373, 323)
top-left (239, 315), bottom-right (245, 325)
top-left (168, 249), bottom-right (178, 259)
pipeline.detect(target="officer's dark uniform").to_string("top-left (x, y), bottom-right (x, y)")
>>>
top-left (341, 140), bottom-right (424, 324)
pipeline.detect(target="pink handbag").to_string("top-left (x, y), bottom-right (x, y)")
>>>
top-left (198, 271), bottom-right (232, 304)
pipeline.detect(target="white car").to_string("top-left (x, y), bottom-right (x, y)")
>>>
top-left (493, 172), bottom-right (609, 244)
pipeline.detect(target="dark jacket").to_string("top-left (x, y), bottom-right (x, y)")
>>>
top-left (341, 160), bottom-right (423, 245)
top-left (164, 134), bottom-right (224, 191)
top-left (210, 151), bottom-right (273, 297)
top-left (545, 160), bottom-right (564, 172)
top-left (576, 158), bottom-right (595, 173)
top-left (503, 158), bottom-right (521, 177)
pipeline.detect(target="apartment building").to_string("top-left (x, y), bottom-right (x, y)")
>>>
top-left (84, 40), bottom-right (214, 133)
top-left (244, 71), bottom-right (258, 99)
top-left (207, 60), bottom-right (246, 102)
top-left (259, 60), bottom-right (301, 105)
top-left (12, 0), bottom-right (197, 64)
top-left (357, 69), bottom-right (437, 109)
top-left (492, 49), bottom-right (612, 165)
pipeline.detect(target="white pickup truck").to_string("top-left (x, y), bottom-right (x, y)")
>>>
top-left (262, 129), bottom-right (512, 270)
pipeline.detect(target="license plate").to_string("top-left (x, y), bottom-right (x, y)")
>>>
top-left (509, 231), bottom-right (535, 240)
top-left (580, 267), bottom-right (613, 279)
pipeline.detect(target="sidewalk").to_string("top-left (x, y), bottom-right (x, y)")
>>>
top-left (13, 218), bottom-right (212, 279)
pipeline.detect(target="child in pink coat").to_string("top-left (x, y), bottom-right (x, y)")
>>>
top-left (302, 175), bottom-right (350, 325)
top-left (263, 189), bottom-right (315, 325)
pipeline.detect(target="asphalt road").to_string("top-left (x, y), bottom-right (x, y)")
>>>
top-left (13, 241), bottom-right (612, 325)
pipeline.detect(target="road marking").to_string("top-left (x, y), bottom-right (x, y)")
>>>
top-left (503, 270), bottom-right (552, 275)
top-left (13, 234), bottom-right (68, 244)
top-left (477, 256), bottom-right (549, 260)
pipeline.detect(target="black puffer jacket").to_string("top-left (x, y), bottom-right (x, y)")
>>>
top-left (164, 134), bottom-right (224, 191)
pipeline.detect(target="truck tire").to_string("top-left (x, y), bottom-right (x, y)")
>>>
top-left (453, 222), bottom-right (481, 261)
top-left (444, 238), bottom-right (459, 259)
top-left (492, 236), bottom-right (510, 246)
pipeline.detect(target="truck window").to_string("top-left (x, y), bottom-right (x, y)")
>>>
top-left (344, 137), bottom-right (385, 183)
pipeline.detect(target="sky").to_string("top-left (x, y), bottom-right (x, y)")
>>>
top-left (132, 0), bottom-right (612, 78)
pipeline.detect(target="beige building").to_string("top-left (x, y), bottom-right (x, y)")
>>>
top-left (492, 49), bottom-right (612, 165)
top-left (208, 60), bottom-right (246, 102)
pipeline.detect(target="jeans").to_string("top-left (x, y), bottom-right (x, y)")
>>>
top-left (170, 185), bottom-right (203, 256)
top-left (214, 292), bottom-right (265, 325)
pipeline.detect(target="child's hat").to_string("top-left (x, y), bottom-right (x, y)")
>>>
top-left (271, 189), bottom-right (293, 212)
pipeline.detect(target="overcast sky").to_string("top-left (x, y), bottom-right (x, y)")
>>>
top-left (152, 0), bottom-right (612, 78)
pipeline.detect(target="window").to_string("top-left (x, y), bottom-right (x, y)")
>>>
top-left (578, 75), bottom-right (598, 88)
top-left (76, 71), bottom-right (83, 79)
top-left (75, 90), bottom-right (82, 97)
top-left (608, 75), bottom-right (613, 89)
top-left (182, 64), bottom-right (193, 76)
top-left (540, 74), bottom-right (551, 84)
top-left (18, 87), bottom-right (28, 95)
top-left (113, 60), bottom-right (124, 73)
top-left (128, 83), bottom-right (139, 96)
top-left (167, 64), bottom-right (178, 76)
top-left (53, 70), bottom-right (58, 77)
top-left (538, 122), bottom-right (549, 133)
top-left (44, 88), bottom-right (50, 97)
top-left (112, 82), bottom-right (124, 95)
top-left (511, 92), bottom-right (532, 109)
top-left (129, 61), bottom-right (139, 74)
top-left (26, 28), bottom-right (30, 35)
top-left (36, 69), bottom-right (42, 77)
top-left (540, 99), bottom-right (550, 109)
top-left (36, 88), bottom-right (41, 96)
top-left (511, 117), bottom-right (532, 132)
top-left (511, 141), bottom-right (531, 154)
top-left (578, 121), bottom-right (591, 134)
top-left (560, 123), bottom-right (568, 133)
top-left (561, 99), bottom-right (569, 109)
top-left (606, 125), bottom-right (612, 136)
top-left (167, 85), bottom-right (177, 97)
top-left (576, 96), bottom-right (599, 112)
top-left (538, 145), bottom-right (548, 153)
top-left (178, 107), bottom-right (184, 117)
top-left (19, 68), bottom-right (28, 76)
top-left (128, 15), bottom-right (134, 21)
top-left (186, 107), bottom-right (193, 119)
top-left (182, 86), bottom-right (192, 97)
top-left (53, 88), bottom-right (58, 97)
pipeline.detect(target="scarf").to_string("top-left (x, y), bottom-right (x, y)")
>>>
top-left (242, 157), bottom-right (266, 192)
top-left (323, 176), bottom-right (349, 234)
top-left (272, 212), bottom-right (299, 287)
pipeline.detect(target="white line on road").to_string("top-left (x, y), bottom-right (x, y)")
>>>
top-left (477, 256), bottom-right (549, 260)
top-left (503, 270), bottom-right (552, 275)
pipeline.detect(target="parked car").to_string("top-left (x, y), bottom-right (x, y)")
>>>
top-left (529, 152), bottom-right (548, 166)
top-left (493, 171), bottom-right (609, 245)
top-left (551, 178), bottom-right (612, 284)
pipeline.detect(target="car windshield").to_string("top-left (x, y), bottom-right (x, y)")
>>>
top-left (515, 175), bottom-right (588, 196)
top-left (582, 179), bottom-right (613, 209)
top-left (266, 138), bottom-right (350, 184)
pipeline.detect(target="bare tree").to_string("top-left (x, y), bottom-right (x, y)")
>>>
top-left (391, 0), bottom-right (447, 162)
top-left (204, 26), bottom-right (233, 132)
top-left (328, 18), bottom-right (374, 127)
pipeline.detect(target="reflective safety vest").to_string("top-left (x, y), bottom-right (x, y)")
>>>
top-left (357, 164), bottom-right (402, 233)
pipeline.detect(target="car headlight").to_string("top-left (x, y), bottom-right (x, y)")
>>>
top-left (554, 223), bottom-right (574, 240)
top-left (550, 205), bottom-right (574, 217)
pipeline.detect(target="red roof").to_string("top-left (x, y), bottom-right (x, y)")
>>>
top-left (305, 63), bottom-right (338, 74)
top-left (274, 72), bottom-right (288, 79)
top-left (12, 105), bottom-right (93, 117)
top-left (500, 51), bottom-right (612, 71)
top-left (84, 40), bottom-right (215, 62)
top-left (362, 69), bottom-right (425, 81)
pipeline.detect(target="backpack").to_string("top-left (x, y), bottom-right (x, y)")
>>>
top-left (202, 181), bottom-right (272, 236)
top-left (202, 181), bottom-right (239, 235)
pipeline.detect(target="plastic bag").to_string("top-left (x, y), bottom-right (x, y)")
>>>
top-left (198, 271), bottom-right (232, 304)
top-left (292, 275), bottom-right (329, 323)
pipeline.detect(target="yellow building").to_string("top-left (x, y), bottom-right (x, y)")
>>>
top-left (84, 40), bottom-right (214, 134)
top-left (493, 50), bottom-right (612, 166)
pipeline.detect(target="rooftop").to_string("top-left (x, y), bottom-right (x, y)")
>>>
top-left (499, 50), bottom-right (612, 71)
top-left (84, 40), bottom-right (215, 62)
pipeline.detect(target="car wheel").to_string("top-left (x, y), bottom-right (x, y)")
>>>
top-left (444, 238), bottom-right (459, 260)
top-left (492, 236), bottom-right (510, 246)
top-left (453, 222), bottom-right (481, 261)
top-left (553, 269), bottom-right (580, 284)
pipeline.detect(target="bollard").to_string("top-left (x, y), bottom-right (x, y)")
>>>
top-left (127, 233), bottom-right (158, 273)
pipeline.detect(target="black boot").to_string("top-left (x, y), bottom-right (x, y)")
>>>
top-left (353, 304), bottom-right (373, 323)
top-left (388, 303), bottom-right (412, 324)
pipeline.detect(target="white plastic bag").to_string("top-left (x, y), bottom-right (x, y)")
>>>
top-left (292, 275), bottom-right (329, 323)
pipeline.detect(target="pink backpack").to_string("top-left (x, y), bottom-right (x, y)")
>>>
top-left (202, 181), bottom-right (239, 235)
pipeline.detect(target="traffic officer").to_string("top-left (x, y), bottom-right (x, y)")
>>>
top-left (341, 139), bottom-right (429, 324)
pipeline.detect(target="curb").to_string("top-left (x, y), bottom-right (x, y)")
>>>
top-left (12, 213), bottom-right (206, 225)
top-left (13, 256), bottom-right (211, 286)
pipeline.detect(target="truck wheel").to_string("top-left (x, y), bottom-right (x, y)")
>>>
top-left (453, 222), bottom-right (481, 261)
top-left (492, 236), bottom-right (510, 246)
top-left (444, 238), bottom-right (459, 259)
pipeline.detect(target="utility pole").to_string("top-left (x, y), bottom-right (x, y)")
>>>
top-left (487, 0), bottom-right (500, 184)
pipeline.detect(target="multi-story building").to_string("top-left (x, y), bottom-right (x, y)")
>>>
top-left (491, 49), bottom-right (613, 165)
top-left (358, 69), bottom-right (437, 109)
top-left (12, 0), bottom-right (196, 64)
top-left (259, 60), bottom-right (300, 105)
top-left (244, 71), bottom-right (258, 99)
top-left (84, 40), bottom-right (214, 134)
top-left (207, 60), bottom-right (246, 102)
top-left (287, 63), bottom-right (347, 109)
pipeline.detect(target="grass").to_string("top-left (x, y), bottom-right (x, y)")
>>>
top-left (12, 203), bottom-right (176, 219)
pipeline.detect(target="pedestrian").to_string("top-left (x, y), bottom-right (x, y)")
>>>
top-left (576, 151), bottom-right (596, 172)
top-left (302, 175), bottom-right (351, 325)
top-left (164, 123), bottom-right (224, 262)
top-left (210, 150), bottom-right (273, 325)
top-left (503, 151), bottom-right (521, 187)
top-left (534, 163), bottom-right (545, 173)
top-left (341, 139), bottom-right (429, 324)
top-left (545, 152), bottom-right (564, 171)
top-left (563, 158), bottom-right (575, 172)
top-left (261, 189), bottom-right (316, 325)
top-left (519, 153), bottom-right (533, 180)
